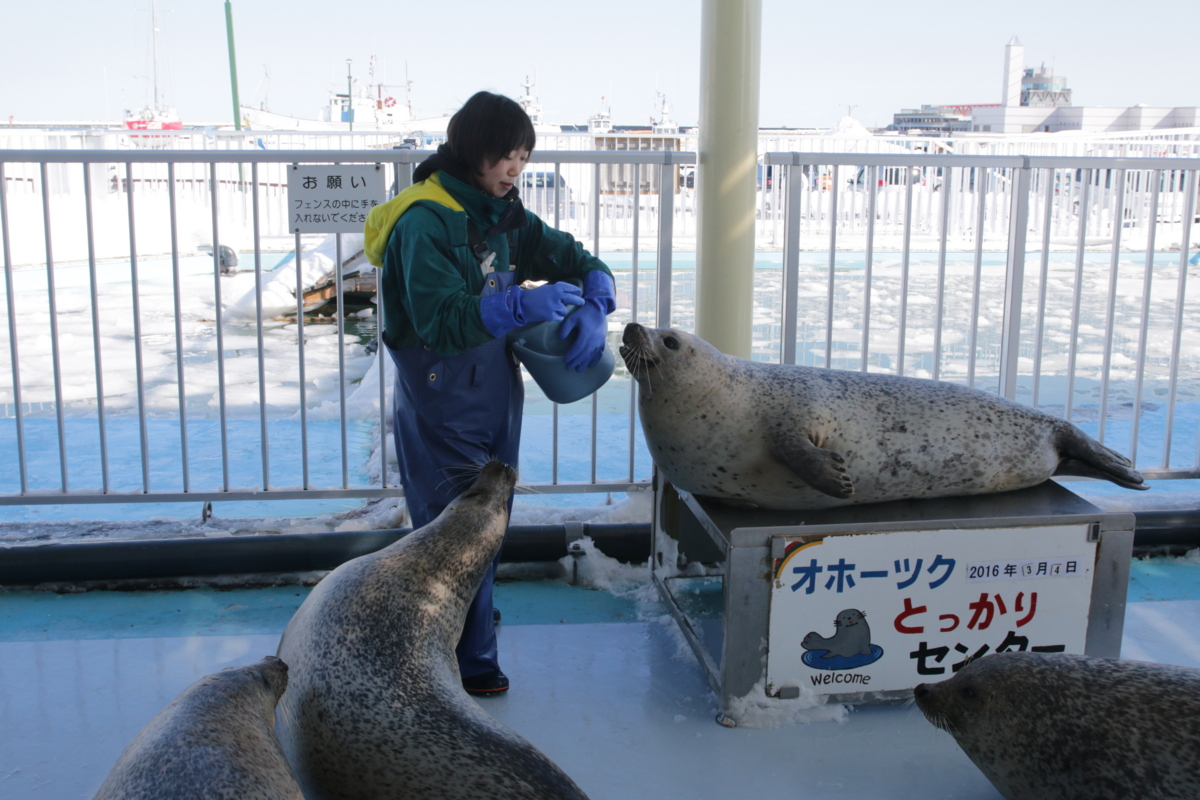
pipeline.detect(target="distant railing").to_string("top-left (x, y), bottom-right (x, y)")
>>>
top-left (3, 128), bottom-right (1198, 258)
top-left (0, 146), bottom-right (1197, 511)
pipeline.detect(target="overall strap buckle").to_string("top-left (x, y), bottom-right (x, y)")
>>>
top-left (466, 218), bottom-right (518, 276)
top-left (465, 219), bottom-right (493, 271)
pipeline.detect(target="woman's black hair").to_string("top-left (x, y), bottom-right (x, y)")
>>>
top-left (447, 91), bottom-right (536, 173)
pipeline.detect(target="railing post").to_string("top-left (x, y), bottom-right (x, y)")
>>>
top-left (779, 156), bottom-right (801, 365)
top-left (999, 159), bottom-right (1032, 400)
top-left (1164, 169), bottom-right (1197, 469)
top-left (825, 163), bottom-right (840, 369)
top-left (0, 162), bottom-right (29, 495)
top-left (656, 155), bottom-right (675, 328)
top-left (392, 144), bottom-right (414, 197)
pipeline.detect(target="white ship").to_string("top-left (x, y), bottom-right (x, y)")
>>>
top-left (240, 59), bottom-right (441, 133)
top-left (239, 68), bottom-right (558, 135)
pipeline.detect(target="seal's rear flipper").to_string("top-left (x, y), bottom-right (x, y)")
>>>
top-left (1054, 459), bottom-right (1148, 490)
top-left (770, 431), bottom-right (855, 499)
top-left (1056, 425), bottom-right (1148, 490)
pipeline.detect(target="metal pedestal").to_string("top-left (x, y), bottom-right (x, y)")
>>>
top-left (652, 476), bottom-right (1135, 726)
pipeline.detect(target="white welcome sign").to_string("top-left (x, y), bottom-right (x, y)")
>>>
top-left (767, 525), bottom-right (1097, 697)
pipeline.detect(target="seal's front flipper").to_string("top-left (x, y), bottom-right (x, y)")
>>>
top-left (707, 496), bottom-right (760, 510)
top-left (770, 431), bottom-right (855, 499)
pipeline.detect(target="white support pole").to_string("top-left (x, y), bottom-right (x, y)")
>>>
top-left (999, 162), bottom-right (1032, 400)
top-left (695, 0), bottom-right (762, 358)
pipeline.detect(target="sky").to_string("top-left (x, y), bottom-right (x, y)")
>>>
top-left (2, 0), bottom-right (1197, 131)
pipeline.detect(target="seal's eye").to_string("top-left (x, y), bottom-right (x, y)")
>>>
top-left (663, 336), bottom-right (680, 351)
top-left (962, 687), bottom-right (977, 699)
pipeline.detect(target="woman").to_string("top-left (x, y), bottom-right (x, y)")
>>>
top-left (364, 91), bottom-right (615, 695)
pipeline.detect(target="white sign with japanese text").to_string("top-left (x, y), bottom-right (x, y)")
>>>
top-left (767, 525), bottom-right (1096, 697)
top-left (287, 164), bottom-right (386, 234)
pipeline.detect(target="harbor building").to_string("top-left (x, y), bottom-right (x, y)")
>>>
top-left (892, 37), bottom-right (1198, 135)
top-left (891, 105), bottom-right (985, 134)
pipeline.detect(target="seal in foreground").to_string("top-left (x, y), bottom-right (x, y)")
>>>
top-left (914, 652), bottom-right (1200, 800)
top-left (620, 324), bottom-right (1145, 510)
top-left (93, 655), bottom-right (303, 800)
top-left (276, 461), bottom-right (589, 800)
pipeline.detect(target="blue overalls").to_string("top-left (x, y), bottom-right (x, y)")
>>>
top-left (387, 267), bottom-right (522, 680)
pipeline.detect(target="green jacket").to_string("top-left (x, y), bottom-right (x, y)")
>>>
top-left (365, 171), bottom-right (612, 356)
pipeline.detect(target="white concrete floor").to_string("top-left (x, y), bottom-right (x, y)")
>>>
top-left (4, 556), bottom-right (1200, 800)
top-left (1, 621), bottom-right (1000, 800)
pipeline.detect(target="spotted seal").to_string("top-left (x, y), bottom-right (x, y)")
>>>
top-left (914, 652), bottom-right (1200, 800)
top-left (93, 656), bottom-right (303, 800)
top-left (276, 461), bottom-right (589, 800)
top-left (802, 608), bottom-right (873, 658)
top-left (619, 324), bottom-right (1146, 510)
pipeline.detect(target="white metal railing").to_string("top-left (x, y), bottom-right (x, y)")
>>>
top-left (1, 147), bottom-right (1198, 510)
top-left (4, 129), bottom-right (1198, 262)
top-left (0, 148), bottom-right (686, 506)
top-left (767, 152), bottom-right (1200, 479)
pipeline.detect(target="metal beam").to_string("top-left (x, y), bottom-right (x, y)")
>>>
top-left (0, 482), bottom-right (651, 506)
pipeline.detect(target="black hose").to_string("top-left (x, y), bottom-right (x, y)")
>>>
top-left (0, 523), bottom-right (652, 586)
top-left (4, 506), bottom-right (1197, 585)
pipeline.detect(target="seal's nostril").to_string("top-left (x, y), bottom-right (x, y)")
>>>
top-left (914, 684), bottom-right (929, 699)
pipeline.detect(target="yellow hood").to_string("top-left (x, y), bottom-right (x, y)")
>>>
top-left (363, 172), bottom-right (465, 268)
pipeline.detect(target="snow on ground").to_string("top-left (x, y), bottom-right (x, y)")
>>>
top-left (224, 233), bottom-right (365, 321)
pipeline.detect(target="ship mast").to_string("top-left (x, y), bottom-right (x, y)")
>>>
top-left (151, 0), bottom-right (162, 112)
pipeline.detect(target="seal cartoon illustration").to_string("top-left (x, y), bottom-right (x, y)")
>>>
top-left (276, 461), bottom-right (590, 800)
top-left (620, 323), bottom-right (1146, 510)
top-left (802, 608), bottom-right (873, 658)
top-left (93, 656), bottom-right (303, 800)
top-left (800, 608), bottom-right (883, 669)
top-left (914, 652), bottom-right (1200, 800)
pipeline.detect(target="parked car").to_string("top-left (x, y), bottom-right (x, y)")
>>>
top-left (519, 171), bottom-right (574, 218)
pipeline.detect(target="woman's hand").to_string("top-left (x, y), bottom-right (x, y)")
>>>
top-left (559, 302), bottom-right (608, 371)
top-left (520, 282), bottom-right (584, 323)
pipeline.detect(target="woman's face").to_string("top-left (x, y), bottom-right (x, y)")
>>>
top-left (473, 149), bottom-right (530, 198)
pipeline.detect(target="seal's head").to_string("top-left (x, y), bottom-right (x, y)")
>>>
top-left (620, 323), bottom-right (725, 395)
top-left (453, 460), bottom-right (518, 512)
top-left (408, 460), bottom-right (518, 592)
top-left (194, 655), bottom-right (290, 717)
top-left (241, 654), bottom-right (289, 704)
top-left (835, 609), bottom-right (866, 629)
top-left (914, 652), bottom-right (1200, 800)
top-left (914, 652), bottom-right (1078, 797)
top-left (913, 658), bottom-right (994, 737)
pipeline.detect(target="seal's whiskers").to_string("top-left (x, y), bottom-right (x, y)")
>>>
top-left (275, 690), bottom-right (300, 732)
top-left (436, 462), bottom-right (490, 494)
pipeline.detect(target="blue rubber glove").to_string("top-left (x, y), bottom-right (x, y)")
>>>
top-left (480, 282), bottom-right (584, 338)
top-left (480, 286), bottom-right (525, 338)
top-left (520, 281), bottom-right (584, 323)
top-left (560, 271), bottom-right (615, 372)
